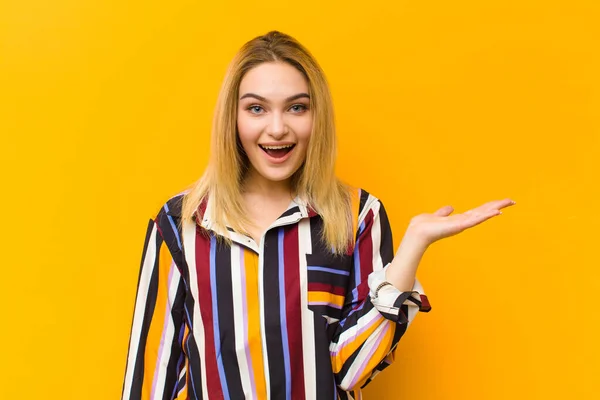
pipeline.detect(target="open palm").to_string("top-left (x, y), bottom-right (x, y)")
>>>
top-left (408, 198), bottom-right (516, 246)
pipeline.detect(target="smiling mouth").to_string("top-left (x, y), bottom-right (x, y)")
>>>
top-left (259, 144), bottom-right (296, 158)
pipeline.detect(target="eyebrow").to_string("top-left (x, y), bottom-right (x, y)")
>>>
top-left (239, 92), bottom-right (310, 102)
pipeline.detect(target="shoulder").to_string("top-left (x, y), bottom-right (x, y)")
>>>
top-left (150, 190), bottom-right (189, 245)
top-left (356, 187), bottom-right (386, 223)
top-left (152, 190), bottom-right (189, 221)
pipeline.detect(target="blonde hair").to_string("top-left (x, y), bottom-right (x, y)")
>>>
top-left (181, 30), bottom-right (354, 254)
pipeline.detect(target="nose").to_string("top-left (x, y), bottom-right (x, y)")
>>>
top-left (266, 111), bottom-right (288, 139)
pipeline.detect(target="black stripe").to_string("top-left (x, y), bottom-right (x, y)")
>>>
top-left (129, 225), bottom-right (162, 399)
top-left (307, 304), bottom-right (344, 319)
top-left (306, 268), bottom-right (349, 288)
top-left (262, 229), bottom-right (286, 397)
top-left (157, 210), bottom-right (186, 272)
top-left (185, 296), bottom-right (203, 400)
top-left (358, 189), bottom-right (370, 216)
top-left (337, 391), bottom-right (350, 400)
top-left (214, 240), bottom-right (245, 396)
top-left (161, 279), bottom-right (187, 399)
top-left (313, 313), bottom-right (336, 400)
top-left (389, 292), bottom-right (414, 324)
top-left (392, 309), bottom-right (408, 345)
top-left (165, 194), bottom-right (185, 217)
top-left (376, 201), bottom-right (394, 264)
top-left (121, 219), bottom-right (154, 398)
top-left (308, 216), bottom-right (328, 256)
top-left (279, 206), bottom-right (301, 218)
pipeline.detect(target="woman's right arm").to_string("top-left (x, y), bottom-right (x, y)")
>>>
top-left (121, 213), bottom-right (188, 400)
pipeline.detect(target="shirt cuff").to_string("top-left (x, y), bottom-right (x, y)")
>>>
top-left (367, 263), bottom-right (432, 324)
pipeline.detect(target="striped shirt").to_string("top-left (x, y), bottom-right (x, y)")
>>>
top-left (122, 188), bottom-right (431, 400)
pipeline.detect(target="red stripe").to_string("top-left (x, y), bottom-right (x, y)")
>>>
top-left (283, 225), bottom-right (306, 399)
top-left (195, 227), bottom-right (224, 399)
top-left (420, 294), bottom-right (432, 312)
top-left (307, 282), bottom-right (346, 296)
top-left (357, 209), bottom-right (375, 303)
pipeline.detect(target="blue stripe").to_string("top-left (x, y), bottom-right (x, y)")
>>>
top-left (351, 221), bottom-right (363, 305)
top-left (358, 216), bottom-right (366, 235)
top-left (182, 301), bottom-right (198, 399)
top-left (306, 266), bottom-right (350, 276)
top-left (162, 203), bottom-right (182, 250)
top-left (162, 203), bottom-right (189, 291)
top-left (332, 374), bottom-right (337, 400)
top-left (278, 228), bottom-right (292, 400)
top-left (210, 236), bottom-right (230, 400)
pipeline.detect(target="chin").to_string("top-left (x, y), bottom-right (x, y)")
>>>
top-left (260, 172), bottom-right (294, 182)
top-left (256, 166), bottom-right (299, 183)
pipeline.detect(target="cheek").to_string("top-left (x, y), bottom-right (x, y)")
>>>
top-left (299, 124), bottom-right (313, 145)
top-left (290, 116), bottom-right (313, 140)
top-left (237, 114), bottom-right (261, 145)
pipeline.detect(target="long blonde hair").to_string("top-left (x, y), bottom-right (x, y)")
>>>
top-left (181, 30), bottom-right (354, 254)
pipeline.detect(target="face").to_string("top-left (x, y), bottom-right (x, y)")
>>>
top-left (237, 61), bottom-right (312, 187)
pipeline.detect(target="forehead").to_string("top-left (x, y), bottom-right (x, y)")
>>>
top-left (239, 62), bottom-right (308, 97)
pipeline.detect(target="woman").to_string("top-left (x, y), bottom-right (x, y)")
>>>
top-left (121, 31), bottom-right (515, 400)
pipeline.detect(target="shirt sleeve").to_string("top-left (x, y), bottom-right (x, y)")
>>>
top-left (330, 195), bottom-right (432, 392)
top-left (121, 214), bottom-right (188, 400)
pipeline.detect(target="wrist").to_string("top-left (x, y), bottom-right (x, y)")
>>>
top-left (400, 228), bottom-right (431, 252)
top-left (385, 235), bottom-right (427, 292)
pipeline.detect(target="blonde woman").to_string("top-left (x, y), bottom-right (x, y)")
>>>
top-left (121, 31), bottom-right (515, 400)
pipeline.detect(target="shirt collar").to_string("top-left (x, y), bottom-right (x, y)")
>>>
top-left (167, 194), bottom-right (316, 235)
top-left (166, 193), bottom-right (318, 221)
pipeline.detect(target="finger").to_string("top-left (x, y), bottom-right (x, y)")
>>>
top-left (473, 198), bottom-right (516, 214)
top-left (433, 205), bottom-right (454, 217)
top-left (459, 209), bottom-right (502, 230)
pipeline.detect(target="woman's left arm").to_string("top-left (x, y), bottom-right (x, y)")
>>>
top-left (330, 196), bottom-right (430, 392)
top-left (331, 195), bottom-right (516, 392)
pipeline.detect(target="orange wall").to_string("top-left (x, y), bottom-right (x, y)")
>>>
top-left (1, 0), bottom-right (599, 398)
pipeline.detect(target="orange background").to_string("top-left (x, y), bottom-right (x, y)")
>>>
top-left (1, 0), bottom-right (599, 398)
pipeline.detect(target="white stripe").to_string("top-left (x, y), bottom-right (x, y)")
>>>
top-left (230, 244), bottom-right (254, 398)
top-left (183, 219), bottom-right (210, 398)
top-left (257, 233), bottom-right (271, 398)
top-left (331, 307), bottom-right (381, 354)
top-left (151, 261), bottom-right (182, 399)
top-left (298, 218), bottom-right (317, 400)
top-left (407, 278), bottom-right (425, 328)
top-left (369, 200), bottom-right (384, 273)
top-left (338, 319), bottom-right (389, 390)
top-left (178, 363), bottom-right (187, 394)
top-left (122, 224), bottom-right (158, 400)
top-left (357, 194), bottom-right (377, 225)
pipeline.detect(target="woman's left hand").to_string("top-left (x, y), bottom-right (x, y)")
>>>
top-left (406, 198), bottom-right (517, 248)
top-left (386, 198), bottom-right (516, 292)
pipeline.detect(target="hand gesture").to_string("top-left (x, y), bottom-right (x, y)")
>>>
top-left (407, 198), bottom-right (516, 247)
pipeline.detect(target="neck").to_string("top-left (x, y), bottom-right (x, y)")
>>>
top-left (242, 168), bottom-right (295, 200)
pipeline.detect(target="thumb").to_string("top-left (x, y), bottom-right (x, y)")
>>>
top-left (433, 205), bottom-right (454, 216)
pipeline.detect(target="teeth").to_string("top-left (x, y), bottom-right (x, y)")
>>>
top-left (260, 144), bottom-right (294, 150)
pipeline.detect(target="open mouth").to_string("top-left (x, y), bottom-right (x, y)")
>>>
top-left (259, 144), bottom-right (296, 159)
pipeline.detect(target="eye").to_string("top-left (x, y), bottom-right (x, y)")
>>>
top-left (247, 105), bottom-right (264, 114)
top-left (289, 104), bottom-right (308, 113)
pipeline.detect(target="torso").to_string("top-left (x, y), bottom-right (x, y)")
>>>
top-left (125, 188), bottom-right (412, 399)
